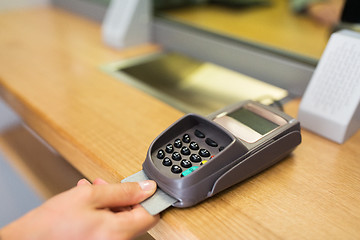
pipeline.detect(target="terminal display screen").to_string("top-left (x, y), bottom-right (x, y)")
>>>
top-left (228, 108), bottom-right (279, 135)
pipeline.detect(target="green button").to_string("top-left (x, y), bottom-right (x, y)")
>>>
top-left (181, 166), bottom-right (199, 177)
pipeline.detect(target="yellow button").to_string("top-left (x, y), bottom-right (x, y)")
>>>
top-left (200, 160), bottom-right (208, 166)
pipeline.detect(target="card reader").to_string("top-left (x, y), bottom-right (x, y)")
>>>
top-left (123, 100), bottom-right (301, 213)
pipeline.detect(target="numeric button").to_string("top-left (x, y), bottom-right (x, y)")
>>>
top-left (171, 165), bottom-right (182, 174)
top-left (157, 150), bottom-right (165, 159)
top-left (189, 142), bottom-right (199, 150)
top-left (199, 149), bottom-right (210, 157)
top-left (165, 144), bottom-right (174, 153)
top-left (181, 159), bottom-right (192, 168)
top-left (182, 134), bottom-right (191, 143)
top-left (162, 157), bottom-right (172, 166)
top-left (181, 146), bottom-right (191, 155)
top-left (172, 152), bottom-right (182, 161)
top-left (174, 139), bottom-right (182, 148)
top-left (190, 154), bottom-right (202, 162)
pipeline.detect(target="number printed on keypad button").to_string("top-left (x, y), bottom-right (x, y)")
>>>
top-left (199, 149), bottom-right (210, 157)
top-left (181, 159), bottom-right (192, 168)
top-left (157, 150), bottom-right (165, 159)
top-left (190, 154), bottom-right (202, 162)
top-left (189, 142), bottom-right (199, 150)
top-left (174, 139), bottom-right (182, 148)
top-left (162, 157), bottom-right (172, 166)
top-left (172, 152), bottom-right (182, 161)
top-left (181, 146), bottom-right (191, 155)
top-left (165, 144), bottom-right (174, 153)
top-left (171, 165), bottom-right (182, 174)
top-left (182, 134), bottom-right (191, 143)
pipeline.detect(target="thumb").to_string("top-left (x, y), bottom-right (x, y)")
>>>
top-left (89, 180), bottom-right (157, 209)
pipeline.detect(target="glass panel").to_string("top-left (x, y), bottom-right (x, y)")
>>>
top-left (156, 0), bottom-right (340, 61)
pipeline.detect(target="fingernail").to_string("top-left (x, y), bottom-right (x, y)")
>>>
top-left (138, 180), bottom-right (156, 191)
top-left (77, 178), bottom-right (91, 186)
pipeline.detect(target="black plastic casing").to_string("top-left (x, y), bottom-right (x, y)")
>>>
top-left (143, 100), bottom-right (301, 208)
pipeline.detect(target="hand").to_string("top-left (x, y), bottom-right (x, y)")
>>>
top-left (1, 178), bottom-right (159, 240)
top-left (307, 0), bottom-right (344, 26)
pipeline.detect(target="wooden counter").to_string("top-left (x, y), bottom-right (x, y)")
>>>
top-left (0, 7), bottom-right (359, 239)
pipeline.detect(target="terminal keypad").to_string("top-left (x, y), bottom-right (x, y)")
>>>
top-left (155, 129), bottom-right (225, 177)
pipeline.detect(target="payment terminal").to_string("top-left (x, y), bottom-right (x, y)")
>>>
top-left (140, 100), bottom-right (302, 208)
top-left (123, 100), bottom-right (301, 213)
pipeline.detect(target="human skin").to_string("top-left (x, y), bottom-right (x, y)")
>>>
top-left (307, 0), bottom-right (344, 25)
top-left (0, 178), bottom-right (159, 240)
